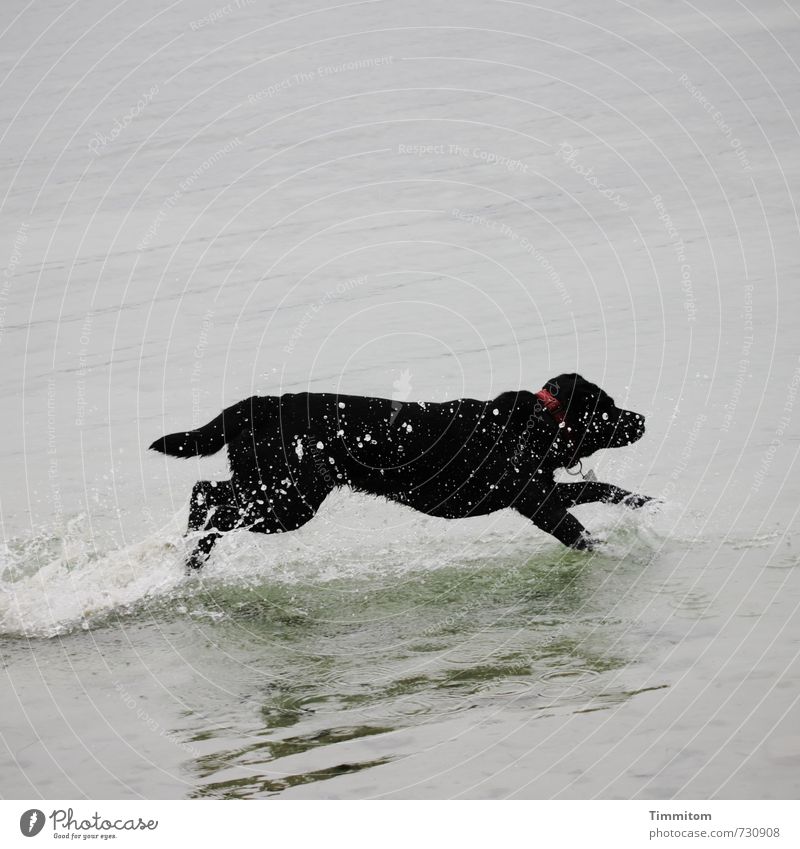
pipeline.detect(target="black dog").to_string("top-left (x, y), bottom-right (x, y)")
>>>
top-left (150, 373), bottom-right (652, 570)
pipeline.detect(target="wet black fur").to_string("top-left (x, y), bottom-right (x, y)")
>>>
top-left (150, 373), bottom-right (651, 570)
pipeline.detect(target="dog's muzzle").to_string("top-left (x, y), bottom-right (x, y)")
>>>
top-left (615, 410), bottom-right (646, 445)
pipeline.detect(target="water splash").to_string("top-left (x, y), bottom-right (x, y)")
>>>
top-left (0, 491), bottom-right (671, 639)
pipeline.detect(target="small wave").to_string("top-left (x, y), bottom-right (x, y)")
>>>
top-left (0, 513), bottom-right (189, 638)
top-left (0, 491), bottom-right (667, 639)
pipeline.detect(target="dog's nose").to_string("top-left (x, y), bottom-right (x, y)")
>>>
top-left (618, 410), bottom-right (645, 443)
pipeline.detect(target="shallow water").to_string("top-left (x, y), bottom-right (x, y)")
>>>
top-left (2, 0), bottom-right (800, 798)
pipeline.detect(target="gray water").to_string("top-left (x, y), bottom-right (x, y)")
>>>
top-left (1, 0), bottom-right (799, 799)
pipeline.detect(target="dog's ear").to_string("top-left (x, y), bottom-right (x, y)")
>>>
top-left (545, 372), bottom-right (581, 397)
top-left (544, 377), bottom-right (561, 396)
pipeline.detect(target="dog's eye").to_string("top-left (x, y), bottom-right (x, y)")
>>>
top-left (602, 412), bottom-right (608, 420)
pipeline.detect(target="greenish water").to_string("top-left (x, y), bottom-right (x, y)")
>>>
top-left (0, 514), bottom-right (662, 797)
top-left (2, 501), bottom-right (799, 799)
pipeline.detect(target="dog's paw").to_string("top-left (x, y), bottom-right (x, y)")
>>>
top-left (184, 554), bottom-right (206, 574)
top-left (623, 493), bottom-right (657, 509)
top-left (574, 533), bottom-right (602, 551)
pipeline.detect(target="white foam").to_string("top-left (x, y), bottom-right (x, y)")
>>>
top-left (0, 513), bottom-right (190, 638)
top-left (0, 492), bottom-right (673, 638)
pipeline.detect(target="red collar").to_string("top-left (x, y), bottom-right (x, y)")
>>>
top-left (535, 388), bottom-right (567, 426)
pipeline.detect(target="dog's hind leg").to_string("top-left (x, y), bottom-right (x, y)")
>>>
top-left (186, 505), bottom-right (242, 571)
top-left (185, 493), bottom-right (323, 572)
top-left (185, 481), bottom-right (240, 571)
top-left (187, 480), bottom-right (237, 532)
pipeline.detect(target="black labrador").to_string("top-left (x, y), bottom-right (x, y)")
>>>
top-left (150, 373), bottom-right (652, 570)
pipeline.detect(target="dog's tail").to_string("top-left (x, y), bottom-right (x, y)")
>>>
top-left (149, 397), bottom-right (259, 458)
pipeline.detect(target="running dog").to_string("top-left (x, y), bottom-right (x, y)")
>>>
top-left (150, 373), bottom-right (652, 570)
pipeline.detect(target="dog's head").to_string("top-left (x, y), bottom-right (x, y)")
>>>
top-left (541, 373), bottom-right (646, 465)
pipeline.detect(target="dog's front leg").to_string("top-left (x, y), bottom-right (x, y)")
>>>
top-left (534, 505), bottom-right (596, 549)
top-left (557, 482), bottom-right (654, 509)
top-left (515, 490), bottom-right (595, 550)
